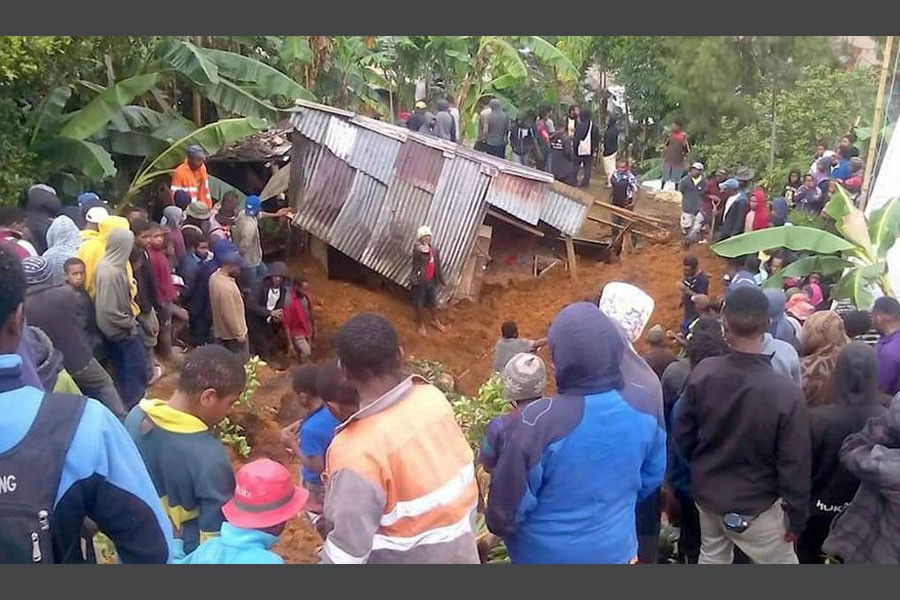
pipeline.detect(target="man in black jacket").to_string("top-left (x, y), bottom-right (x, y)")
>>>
top-left (674, 285), bottom-right (810, 564)
top-left (549, 131), bottom-right (577, 186)
top-left (245, 261), bottom-right (290, 365)
top-left (22, 257), bottom-right (125, 420)
top-left (410, 226), bottom-right (446, 337)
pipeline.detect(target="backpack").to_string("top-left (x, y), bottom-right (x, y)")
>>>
top-left (0, 393), bottom-right (87, 563)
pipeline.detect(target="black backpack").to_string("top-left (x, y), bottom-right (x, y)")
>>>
top-left (0, 393), bottom-right (87, 563)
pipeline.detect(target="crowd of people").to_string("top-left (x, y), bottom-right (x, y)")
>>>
top-left (3, 105), bottom-right (900, 565)
top-left (667, 130), bottom-right (866, 249)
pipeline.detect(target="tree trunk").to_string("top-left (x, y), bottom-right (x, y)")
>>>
top-left (769, 86), bottom-right (777, 174)
top-left (192, 36), bottom-right (204, 126)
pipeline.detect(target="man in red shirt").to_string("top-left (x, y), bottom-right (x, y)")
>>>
top-left (703, 168), bottom-right (729, 243)
top-left (410, 226), bottom-right (446, 336)
top-left (661, 122), bottom-right (691, 190)
top-left (170, 145), bottom-right (212, 209)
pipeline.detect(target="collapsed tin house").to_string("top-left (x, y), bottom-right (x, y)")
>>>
top-left (283, 99), bottom-right (596, 303)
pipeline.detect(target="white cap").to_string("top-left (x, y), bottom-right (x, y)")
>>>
top-left (691, 162), bottom-right (704, 171)
top-left (85, 206), bottom-right (110, 224)
top-left (417, 225), bottom-right (433, 240)
top-left (823, 150), bottom-right (836, 159)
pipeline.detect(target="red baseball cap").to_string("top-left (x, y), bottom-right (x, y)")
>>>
top-left (222, 459), bottom-right (309, 529)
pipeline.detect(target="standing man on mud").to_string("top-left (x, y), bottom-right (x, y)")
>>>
top-left (482, 99), bottom-right (509, 159)
top-left (410, 226), bottom-right (446, 337)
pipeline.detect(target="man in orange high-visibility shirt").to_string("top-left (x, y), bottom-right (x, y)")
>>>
top-left (171, 145), bottom-right (212, 209)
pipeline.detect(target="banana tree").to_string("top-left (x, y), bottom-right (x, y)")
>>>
top-left (711, 185), bottom-right (900, 309)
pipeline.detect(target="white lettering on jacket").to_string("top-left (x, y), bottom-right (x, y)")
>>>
top-left (815, 499), bottom-right (850, 513)
top-left (0, 475), bottom-right (17, 494)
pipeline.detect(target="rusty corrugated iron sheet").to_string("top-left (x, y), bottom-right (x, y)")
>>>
top-left (394, 140), bottom-right (444, 193)
top-left (426, 156), bottom-right (491, 302)
top-left (360, 178), bottom-right (433, 284)
top-left (322, 116), bottom-right (358, 161)
top-left (484, 173), bottom-right (547, 226)
top-left (540, 190), bottom-right (590, 236)
top-left (329, 173), bottom-right (388, 261)
top-left (293, 148), bottom-right (354, 240)
top-left (347, 127), bottom-right (400, 184)
top-left (289, 108), bottom-right (331, 144)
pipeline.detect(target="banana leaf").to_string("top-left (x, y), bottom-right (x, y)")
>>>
top-left (868, 198), bottom-right (900, 260)
top-left (202, 79), bottom-right (279, 122)
top-left (33, 137), bottom-right (116, 181)
top-left (761, 255), bottom-right (853, 289)
top-left (279, 36), bottom-right (313, 66)
top-left (200, 48), bottom-right (315, 102)
top-left (209, 175), bottom-right (247, 205)
top-left (523, 36), bottom-right (578, 80)
top-left (60, 74), bottom-right (160, 140)
top-left (710, 226), bottom-right (856, 258)
top-left (162, 40), bottom-right (219, 86)
top-left (129, 117), bottom-right (267, 196)
top-left (824, 184), bottom-right (874, 260)
top-left (105, 130), bottom-right (170, 157)
top-left (829, 262), bottom-right (886, 310)
top-left (30, 85), bottom-right (72, 144)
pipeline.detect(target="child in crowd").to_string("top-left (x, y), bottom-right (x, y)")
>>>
top-left (130, 219), bottom-right (162, 381)
top-left (125, 344), bottom-right (246, 554)
top-left (64, 257), bottom-right (106, 361)
top-left (283, 275), bottom-right (316, 364)
top-left (480, 352), bottom-right (548, 473)
top-left (492, 321), bottom-right (546, 373)
top-left (148, 223), bottom-right (179, 361)
top-left (174, 458), bottom-right (308, 564)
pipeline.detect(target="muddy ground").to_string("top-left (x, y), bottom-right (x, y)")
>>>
top-left (148, 173), bottom-right (726, 564)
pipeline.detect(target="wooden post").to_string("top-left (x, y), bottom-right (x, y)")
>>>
top-left (564, 235), bottom-right (577, 279)
top-left (191, 36), bottom-right (204, 127)
top-left (861, 35), bottom-right (894, 211)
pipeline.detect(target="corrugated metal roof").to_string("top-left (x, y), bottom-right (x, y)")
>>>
top-left (360, 178), bottom-right (433, 283)
top-left (394, 140), bottom-right (443, 193)
top-left (329, 173), bottom-right (388, 261)
top-left (426, 156), bottom-right (491, 302)
top-left (485, 173), bottom-right (547, 226)
top-left (540, 190), bottom-right (590, 236)
top-left (285, 100), bottom-right (592, 299)
top-left (323, 116), bottom-right (358, 161)
top-left (290, 109), bottom-right (331, 144)
top-left (347, 127), bottom-right (400, 185)
top-left (293, 148), bottom-right (355, 240)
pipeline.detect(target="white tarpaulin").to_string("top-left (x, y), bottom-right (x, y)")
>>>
top-left (866, 121), bottom-right (900, 302)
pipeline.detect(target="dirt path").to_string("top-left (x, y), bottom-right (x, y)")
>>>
top-left (148, 168), bottom-right (722, 563)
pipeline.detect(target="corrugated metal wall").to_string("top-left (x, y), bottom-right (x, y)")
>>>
top-left (329, 173), bottom-right (388, 261)
top-left (286, 102), bottom-right (591, 300)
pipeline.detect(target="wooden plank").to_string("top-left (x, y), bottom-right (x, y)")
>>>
top-left (586, 215), bottom-right (664, 240)
top-left (592, 200), bottom-right (668, 226)
top-left (486, 208), bottom-right (545, 237)
top-left (564, 235), bottom-right (577, 279)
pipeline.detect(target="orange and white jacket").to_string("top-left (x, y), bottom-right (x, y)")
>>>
top-left (320, 376), bottom-right (480, 564)
top-left (170, 160), bottom-right (211, 208)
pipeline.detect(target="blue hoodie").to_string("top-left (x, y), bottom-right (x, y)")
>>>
top-left (173, 522), bottom-right (283, 564)
top-left (484, 303), bottom-right (667, 564)
top-left (0, 354), bottom-right (173, 563)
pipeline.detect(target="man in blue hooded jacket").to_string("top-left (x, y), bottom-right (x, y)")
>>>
top-left (484, 302), bottom-right (667, 563)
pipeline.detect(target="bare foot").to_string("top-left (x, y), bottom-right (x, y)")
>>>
top-left (418, 324), bottom-right (428, 337)
top-left (432, 320), bottom-right (447, 333)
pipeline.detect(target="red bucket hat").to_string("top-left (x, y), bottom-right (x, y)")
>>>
top-left (222, 459), bottom-right (309, 529)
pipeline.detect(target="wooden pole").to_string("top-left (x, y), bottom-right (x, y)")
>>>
top-left (564, 235), bottom-right (578, 278)
top-left (861, 35), bottom-right (894, 211)
top-left (192, 36), bottom-right (204, 127)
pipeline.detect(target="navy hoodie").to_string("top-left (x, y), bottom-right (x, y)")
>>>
top-left (484, 302), bottom-right (667, 563)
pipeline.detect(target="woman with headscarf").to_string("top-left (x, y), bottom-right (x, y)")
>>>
top-left (42, 215), bottom-right (83, 285)
top-left (765, 289), bottom-right (801, 352)
top-left (801, 310), bottom-right (849, 407)
top-left (798, 342), bottom-right (887, 563)
top-left (23, 184), bottom-right (63, 254)
top-left (484, 302), bottom-right (666, 564)
top-left (821, 393), bottom-right (900, 563)
top-left (770, 197), bottom-right (790, 227)
top-left (161, 205), bottom-right (187, 260)
top-left (95, 228), bottom-right (149, 410)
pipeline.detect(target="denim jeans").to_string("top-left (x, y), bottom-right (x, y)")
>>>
top-left (107, 333), bottom-right (149, 411)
